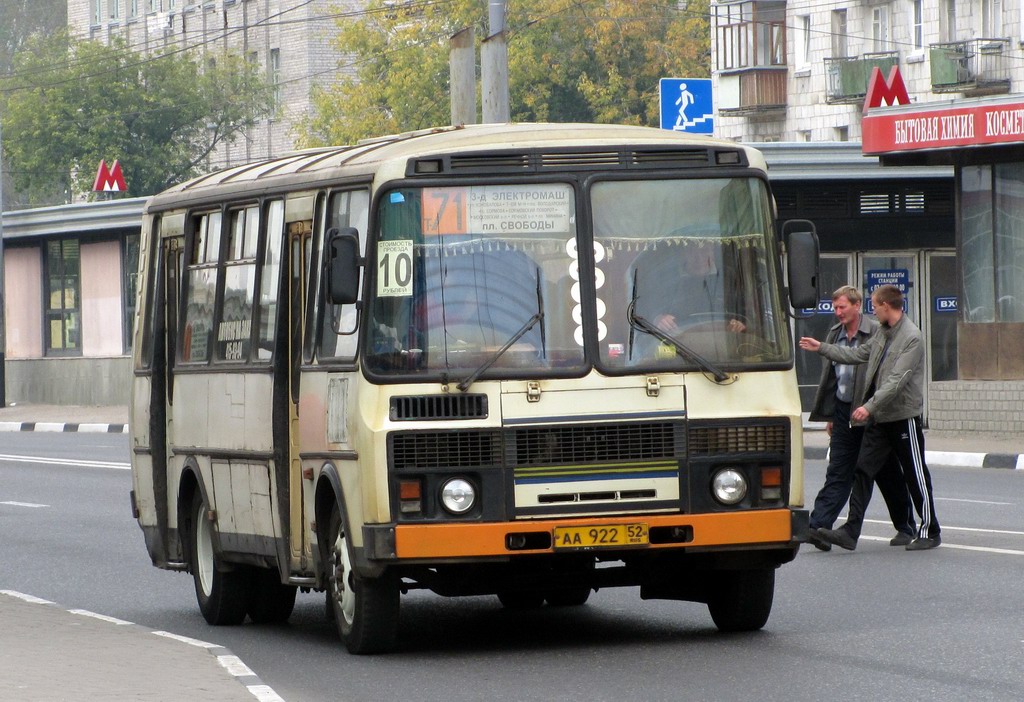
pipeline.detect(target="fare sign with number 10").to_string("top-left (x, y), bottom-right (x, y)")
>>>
top-left (377, 239), bottom-right (414, 297)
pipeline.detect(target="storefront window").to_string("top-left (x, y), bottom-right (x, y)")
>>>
top-left (961, 165), bottom-right (994, 322)
top-left (994, 163), bottom-right (1024, 322)
top-left (45, 239), bottom-right (82, 355)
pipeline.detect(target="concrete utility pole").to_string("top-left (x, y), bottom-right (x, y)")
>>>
top-left (481, 0), bottom-right (510, 123)
top-left (449, 27), bottom-right (477, 126)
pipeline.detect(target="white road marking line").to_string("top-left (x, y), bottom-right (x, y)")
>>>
top-left (859, 535), bottom-right (1024, 556)
top-left (0, 453), bottom-right (130, 470)
top-left (152, 631), bottom-right (222, 648)
top-left (0, 590), bottom-right (54, 604)
top-left (864, 518), bottom-right (1024, 537)
top-left (0, 501), bottom-right (49, 508)
top-left (68, 609), bottom-right (133, 626)
top-left (218, 655), bottom-right (256, 677)
top-left (935, 497), bottom-right (1014, 505)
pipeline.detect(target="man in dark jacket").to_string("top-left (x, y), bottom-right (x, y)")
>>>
top-left (805, 286), bottom-right (915, 551)
top-left (801, 284), bottom-right (941, 551)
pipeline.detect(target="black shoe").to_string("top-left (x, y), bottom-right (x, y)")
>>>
top-left (889, 532), bottom-right (913, 547)
top-left (906, 535), bottom-right (941, 551)
top-left (818, 527), bottom-right (857, 551)
top-left (806, 529), bottom-right (832, 552)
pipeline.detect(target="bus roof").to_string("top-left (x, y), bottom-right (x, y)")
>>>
top-left (145, 123), bottom-right (767, 212)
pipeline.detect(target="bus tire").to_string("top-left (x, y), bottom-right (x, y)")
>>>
top-left (706, 568), bottom-right (774, 632)
top-left (325, 506), bottom-right (399, 654)
top-left (545, 587), bottom-right (591, 607)
top-left (247, 568), bottom-right (297, 625)
top-left (189, 492), bottom-right (249, 626)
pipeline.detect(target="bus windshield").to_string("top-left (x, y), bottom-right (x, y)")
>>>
top-left (592, 177), bottom-right (790, 372)
top-left (365, 182), bottom-right (587, 379)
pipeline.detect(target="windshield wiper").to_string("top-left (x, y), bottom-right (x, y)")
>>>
top-left (454, 270), bottom-right (546, 392)
top-left (627, 271), bottom-right (729, 383)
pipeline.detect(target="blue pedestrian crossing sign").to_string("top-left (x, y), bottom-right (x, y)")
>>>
top-left (660, 78), bottom-right (713, 134)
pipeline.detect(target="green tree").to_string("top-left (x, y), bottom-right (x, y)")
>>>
top-left (1, 32), bottom-right (275, 203)
top-left (296, 0), bottom-right (709, 147)
top-left (0, 0), bottom-right (66, 75)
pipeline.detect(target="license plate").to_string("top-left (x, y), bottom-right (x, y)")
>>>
top-left (553, 523), bottom-right (649, 550)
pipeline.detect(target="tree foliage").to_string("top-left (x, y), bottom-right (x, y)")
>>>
top-left (1, 32), bottom-right (275, 203)
top-left (297, 0), bottom-right (710, 147)
top-left (0, 0), bottom-right (66, 75)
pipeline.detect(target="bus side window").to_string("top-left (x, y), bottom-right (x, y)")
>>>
top-left (181, 211), bottom-right (222, 363)
top-left (256, 200), bottom-right (285, 361)
top-left (318, 189), bottom-right (369, 361)
top-left (216, 205), bottom-right (260, 362)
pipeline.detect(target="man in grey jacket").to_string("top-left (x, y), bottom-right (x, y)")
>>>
top-left (805, 286), bottom-right (915, 551)
top-left (800, 284), bottom-right (941, 551)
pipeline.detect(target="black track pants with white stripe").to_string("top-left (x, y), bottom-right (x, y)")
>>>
top-left (844, 416), bottom-right (940, 541)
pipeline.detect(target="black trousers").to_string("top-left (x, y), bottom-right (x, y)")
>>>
top-left (809, 401), bottom-right (915, 535)
top-left (844, 416), bottom-right (940, 540)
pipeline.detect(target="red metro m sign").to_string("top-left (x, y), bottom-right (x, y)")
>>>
top-left (93, 159), bottom-right (127, 192)
top-left (862, 65), bottom-right (910, 115)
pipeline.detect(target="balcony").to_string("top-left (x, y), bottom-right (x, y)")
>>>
top-left (824, 52), bottom-right (899, 104)
top-left (930, 38), bottom-right (1011, 95)
top-left (718, 68), bottom-right (788, 114)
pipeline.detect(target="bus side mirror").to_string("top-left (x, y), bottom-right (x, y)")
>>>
top-left (327, 227), bottom-right (362, 305)
top-left (783, 220), bottom-right (819, 310)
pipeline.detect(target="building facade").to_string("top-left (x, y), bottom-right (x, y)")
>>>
top-left (711, 0), bottom-right (1024, 434)
top-left (67, 0), bottom-right (354, 170)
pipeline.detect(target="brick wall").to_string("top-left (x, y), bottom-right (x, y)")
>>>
top-left (929, 381), bottom-right (1024, 433)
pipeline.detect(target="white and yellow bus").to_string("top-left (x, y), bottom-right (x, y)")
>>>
top-left (129, 123), bottom-right (819, 654)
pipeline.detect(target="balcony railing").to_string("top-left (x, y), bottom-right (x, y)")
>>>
top-left (930, 38), bottom-right (1011, 95)
top-left (718, 68), bottom-right (787, 114)
top-left (824, 52), bottom-right (899, 104)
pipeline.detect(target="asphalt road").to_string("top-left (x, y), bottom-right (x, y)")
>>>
top-left (1, 432), bottom-right (1023, 702)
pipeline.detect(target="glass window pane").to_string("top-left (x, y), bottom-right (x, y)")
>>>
top-left (319, 190), bottom-right (370, 361)
top-left (257, 200), bottom-right (285, 361)
top-left (183, 267), bottom-right (216, 362)
top-left (995, 163), bottom-right (1024, 322)
top-left (962, 165), bottom-right (994, 322)
top-left (219, 264), bottom-right (256, 361)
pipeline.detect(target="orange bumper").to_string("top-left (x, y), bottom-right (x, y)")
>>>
top-left (394, 509), bottom-right (796, 559)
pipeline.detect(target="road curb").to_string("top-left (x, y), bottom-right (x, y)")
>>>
top-left (0, 421), bottom-right (128, 433)
top-left (805, 446), bottom-right (1024, 470)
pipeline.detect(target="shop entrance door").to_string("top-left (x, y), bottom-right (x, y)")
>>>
top-left (794, 254), bottom-right (854, 409)
top-left (924, 251), bottom-right (958, 382)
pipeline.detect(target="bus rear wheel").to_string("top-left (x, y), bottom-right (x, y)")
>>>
top-left (325, 506), bottom-right (399, 654)
top-left (189, 492), bottom-right (249, 625)
top-left (706, 568), bottom-right (775, 632)
top-left (247, 568), bottom-right (297, 624)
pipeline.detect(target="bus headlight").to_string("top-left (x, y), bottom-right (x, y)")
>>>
top-left (712, 469), bottom-right (747, 506)
top-left (440, 478), bottom-right (476, 515)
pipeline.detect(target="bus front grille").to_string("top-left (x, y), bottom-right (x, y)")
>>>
top-left (389, 430), bottom-right (502, 471)
top-left (510, 421), bottom-right (683, 466)
top-left (688, 420), bottom-right (789, 455)
top-left (390, 394), bottom-right (488, 421)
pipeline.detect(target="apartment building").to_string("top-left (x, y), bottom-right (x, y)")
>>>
top-left (67, 0), bottom-right (354, 169)
top-left (710, 0), bottom-right (1024, 433)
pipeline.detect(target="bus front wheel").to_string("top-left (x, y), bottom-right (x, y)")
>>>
top-left (706, 568), bottom-right (775, 632)
top-left (325, 505), bottom-right (399, 654)
top-left (189, 492), bottom-right (249, 625)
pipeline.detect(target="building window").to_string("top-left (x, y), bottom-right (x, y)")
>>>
top-left (795, 15), bottom-right (811, 69)
top-left (91, 0), bottom-right (103, 25)
top-left (129, 0), bottom-right (138, 18)
top-left (834, 126), bottom-right (849, 141)
top-left (270, 48), bottom-right (281, 113)
top-left (831, 10), bottom-right (848, 58)
top-left (911, 0), bottom-right (923, 50)
top-left (960, 164), bottom-right (1024, 323)
top-left (982, 0), bottom-right (1001, 37)
top-left (714, 1), bottom-right (787, 71)
top-left (45, 239), bottom-right (82, 356)
top-left (872, 6), bottom-right (891, 52)
top-left (110, 0), bottom-right (121, 21)
top-left (942, 0), bottom-right (957, 41)
top-left (148, 0), bottom-right (160, 13)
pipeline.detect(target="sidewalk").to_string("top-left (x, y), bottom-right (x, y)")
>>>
top-left (0, 591), bottom-right (281, 702)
